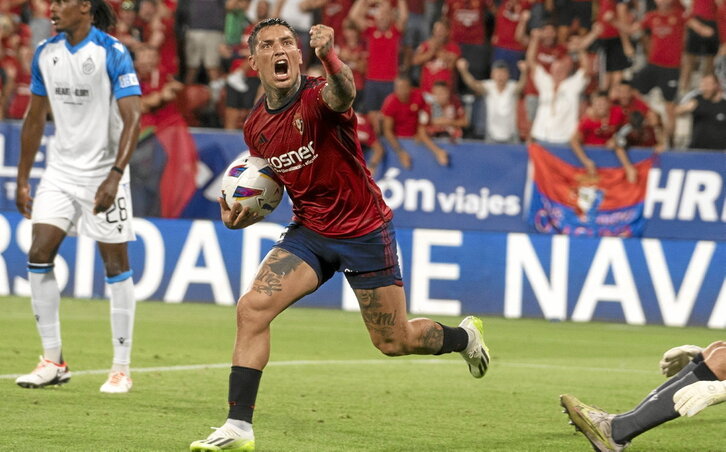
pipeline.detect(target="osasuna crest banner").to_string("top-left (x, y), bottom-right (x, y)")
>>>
top-left (528, 143), bottom-right (654, 237)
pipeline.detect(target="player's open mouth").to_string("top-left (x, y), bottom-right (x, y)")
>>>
top-left (50, 17), bottom-right (59, 26)
top-left (274, 59), bottom-right (289, 79)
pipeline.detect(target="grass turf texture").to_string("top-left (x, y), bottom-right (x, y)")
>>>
top-left (0, 296), bottom-right (723, 451)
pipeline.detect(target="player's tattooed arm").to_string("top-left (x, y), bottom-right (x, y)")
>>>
top-left (310, 24), bottom-right (356, 112)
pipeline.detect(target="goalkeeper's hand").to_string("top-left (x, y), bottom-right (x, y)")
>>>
top-left (660, 345), bottom-right (703, 377)
top-left (673, 380), bottom-right (726, 417)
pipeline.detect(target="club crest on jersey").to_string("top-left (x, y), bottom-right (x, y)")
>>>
top-left (293, 113), bottom-right (303, 135)
top-left (82, 57), bottom-right (95, 75)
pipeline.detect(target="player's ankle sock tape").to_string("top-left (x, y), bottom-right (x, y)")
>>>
top-left (692, 353), bottom-right (704, 365)
top-left (693, 361), bottom-right (719, 381)
top-left (228, 366), bottom-right (262, 422)
top-left (434, 323), bottom-right (469, 355)
top-left (27, 262), bottom-right (55, 273)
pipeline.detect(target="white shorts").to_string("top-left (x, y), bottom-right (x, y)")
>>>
top-left (32, 177), bottom-right (136, 243)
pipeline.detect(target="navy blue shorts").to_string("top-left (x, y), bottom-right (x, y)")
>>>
top-left (274, 221), bottom-right (403, 290)
top-left (360, 80), bottom-right (394, 113)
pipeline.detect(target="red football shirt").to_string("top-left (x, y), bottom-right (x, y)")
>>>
top-left (578, 107), bottom-right (626, 145)
top-left (417, 40), bottom-right (461, 94)
top-left (244, 77), bottom-right (392, 238)
top-left (718, 2), bottom-right (726, 44)
top-left (381, 89), bottom-right (427, 137)
top-left (614, 95), bottom-right (650, 118)
top-left (363, 26), bottom-right (402, 81)
top-left (356, 112), bottom-right (378, 148)
top-left (523, 43), bottom-right (568, 95)
top-left (491, 0), bottom-right (530, 51)
top-left (444, 0), bottom-right (490, 45)
top-left (598, 0), bottom-right (620, 39)
top-left (691, 0), bottom-right (717, 20)
top-left (641, 9), bottom-right (689, 68)
top-left (322, 0), bottom-right (354, 36)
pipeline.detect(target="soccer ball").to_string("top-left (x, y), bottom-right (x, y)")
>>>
top-left (221, 156), bottom-right (284, 218)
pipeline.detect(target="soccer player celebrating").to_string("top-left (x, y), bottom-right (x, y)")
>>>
top-left (561, 341), bottom-right (726, 451)
top-left (189, 18), bottom-right (491, 452)
top-left (15, 0), bottom-right (141, 393)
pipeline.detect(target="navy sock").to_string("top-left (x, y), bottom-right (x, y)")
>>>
top-left (228, 366), bottom-right (262, 423)
top-left (434, 323), bottom-right (469, 355)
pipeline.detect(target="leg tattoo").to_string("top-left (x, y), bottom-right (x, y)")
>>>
top-left (252, 250), bottom-right (303, 296)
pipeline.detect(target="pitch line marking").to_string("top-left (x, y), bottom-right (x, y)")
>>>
top-left (0, 359), bottom-right (656, 380)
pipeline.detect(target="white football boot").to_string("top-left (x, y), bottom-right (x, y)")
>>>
top-left (458, 316), bottom-right (491, 378)
top-left (100, 371), bottom-right (133, 393)
top-left (15, 356), bottom-right (71, 388)
top-left (190, 423), bottom-right (255, 451)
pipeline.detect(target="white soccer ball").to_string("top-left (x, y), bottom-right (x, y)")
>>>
top-left (221, 156), bottom-right (284, 218)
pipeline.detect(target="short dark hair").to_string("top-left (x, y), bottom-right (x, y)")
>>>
top-left (248, 18), bottom-right (296, 55)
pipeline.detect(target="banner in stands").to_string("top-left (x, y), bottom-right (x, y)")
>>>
top-left (528, 143), bottom-right (654, 237)
top-left (0, 211), bottom-right (723, 328)
top-left (0, 122), bottom-right (724, 241)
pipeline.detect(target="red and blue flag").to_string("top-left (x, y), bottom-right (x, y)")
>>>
top-left (528, 143), bottom-right (654, 237)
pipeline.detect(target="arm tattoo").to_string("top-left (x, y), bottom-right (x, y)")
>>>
top-left (252, 250), bottom-right (303, 296)
top-left (322, 64), bottom-right (356, 112)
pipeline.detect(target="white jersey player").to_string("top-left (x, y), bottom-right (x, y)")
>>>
top-left (15, 0), bottom-right (142, 394)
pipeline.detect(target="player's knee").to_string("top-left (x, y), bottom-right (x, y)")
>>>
top-left (235, 294), bottom-right (272, 329)
top-left (704, 341), bottom-right (726, 355)
top-left (704, 346), bottom-right (726, 380)
top-left (28, 245), bottom-right (55, 264)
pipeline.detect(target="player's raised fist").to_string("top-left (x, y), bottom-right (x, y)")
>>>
top-left (310, 24), bottom-right (334, 60)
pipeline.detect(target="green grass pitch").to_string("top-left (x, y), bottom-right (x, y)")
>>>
top-left (0, 296), bottom-right (723, 451)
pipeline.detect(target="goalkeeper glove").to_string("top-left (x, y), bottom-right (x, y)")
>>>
top-left (660, 345), bottom-right (703, 377)
top-left (673, 380), bottom-right (726, 417)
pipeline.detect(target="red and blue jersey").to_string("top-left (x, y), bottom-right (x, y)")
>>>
top-left (243, 76), bottom-right (392, 238)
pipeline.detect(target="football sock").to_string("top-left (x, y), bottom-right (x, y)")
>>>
top-left (611, 361), bottom-right (719, 444)
top-left (28, 263), bottom-right (63, 364)
top-left (107, 271), bottom-right (136, 372)
top-left (228, 366), bottom-right (262, 423)
top-left (434, 323), bottom-right (469, 355)
top-left (621, 357), bottom-right (702, 415)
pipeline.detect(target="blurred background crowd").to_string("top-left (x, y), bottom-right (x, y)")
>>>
top-left (0, 0), bottom-right (724, 158)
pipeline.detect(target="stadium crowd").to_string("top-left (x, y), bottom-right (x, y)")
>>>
top-left (1, 0), bottom-right (725, 152)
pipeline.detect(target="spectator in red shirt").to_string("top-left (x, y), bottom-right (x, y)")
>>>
top-left (630, 0), bottom-right (715, 142)
top-left (443, 0), bottom-right (492, 80)
top-left (411, 19), bottom-right (461, 95)
top-left (596, 0), bottom-right (634, 90)
top-left (337, 22), bottom-right (367, 110)
top-left (135, 45), bottom-right (185, 127)
top-left (402, 0), bottom-right (430, 74)
top-left (680, 0), bottom-right (720, 93)
top-left (355, 111), bottom-right (385, 172)
top-left (423, 80), bottom-right (469, 140)
top-left (3, 44), bottom-right (31, 120)
top-left (303, 0), bottom-right (353, 37)
top-left (381, 76), bottom-right (449, 168)
top-left (349, 0), bottom-right (408, 133)
top-left (490, 0), bottom-right (530, 80)
top-left (571, 90), bottom-right (631, 180)
top-left (611, 79), bottom-right (662, 148)
top-left (138, 0), bottom-right (179, 76)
